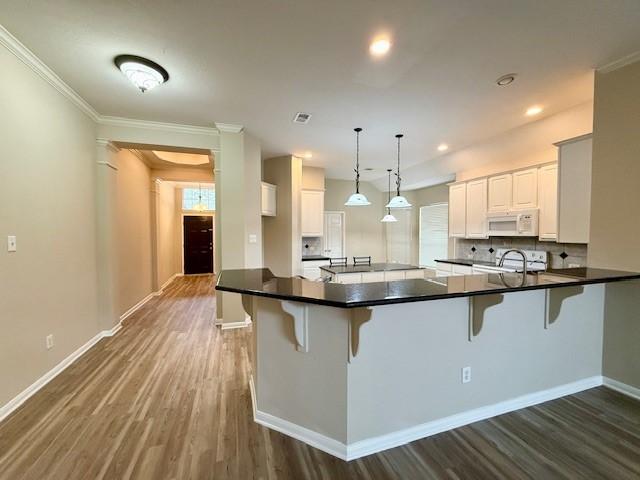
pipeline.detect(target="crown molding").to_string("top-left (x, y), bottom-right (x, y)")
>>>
top-left (98, 116), bottom-right (219, 136)
top-left (597, 50), bottom-right (640, 74)
top-left (96, 138), bottom-right (120, 153)
top-left (215, 122), bottom-right (244, 133)
top-left (0, 24), bottom-right (100, 122)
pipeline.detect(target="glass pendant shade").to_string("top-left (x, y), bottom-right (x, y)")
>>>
top-left (386, 195), bottom-right (412, 209)
top-left (345, 192), bottom-right (371, 206)
top-left (381, 213), bottom-right (397, 222)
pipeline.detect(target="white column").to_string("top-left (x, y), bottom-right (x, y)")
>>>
top-left (95, 139), bottom-right (120, 331)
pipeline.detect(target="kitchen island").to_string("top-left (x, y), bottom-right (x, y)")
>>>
top-left (320, 262), bottom-right (426, 283)
top-left (216, 268), bottom-right (640, 460)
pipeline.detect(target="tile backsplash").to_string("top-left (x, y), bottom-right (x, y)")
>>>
top-left (454, 238), bottom-right (588, 269)
top-left (302, 236), bottom-right (323, 256)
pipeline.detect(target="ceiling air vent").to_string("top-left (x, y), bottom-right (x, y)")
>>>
top-left (293, 112), bottom-right (312, 124)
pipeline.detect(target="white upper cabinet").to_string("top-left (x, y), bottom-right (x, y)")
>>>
top-left (261, 182), bottom-right (277, 217)
top-left (512, 168), bottom-right (538, 210)
top-left (556, 134), bottom-right (592, 244)
top-left (448, 183), bottom-right (466, 238)
top-left (488, 174), bottom-right (512, 213)
top-left (465, 178), bottom-right (488, 238)
top-left (537, 163), bottom-right (558, 241)
top-left (301, 190), bottom-right (324, 236)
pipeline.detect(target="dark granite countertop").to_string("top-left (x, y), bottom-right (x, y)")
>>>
top-left (435, 258), bottom-right (496, 267)
top-left (302, 255), bottom-right (331, 262)
top-left (215, 267), bottom-right (640, 309)
top-left (320, 263), bottom-right (423, 274)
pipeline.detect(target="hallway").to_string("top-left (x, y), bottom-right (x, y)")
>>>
top-left (1, 276), bottom-right (639, 479)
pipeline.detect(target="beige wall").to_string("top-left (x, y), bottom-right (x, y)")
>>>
top-left (324, 179), bottom-right (386, 262)
top-left (589, 60), bottom-right (640, 388)
top-left (302, 166), bottom-right (325, 190)
top-left (0, 45), bottom-right (99, 408)
top-left (155, 181), bottom-right (180, 287)
top-left (263, 156), bottom-right (302, 276)
top-left (116, 150), bottom-right (153, 316)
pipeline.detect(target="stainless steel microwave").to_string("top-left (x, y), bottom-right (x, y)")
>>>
top-left (486, 210), bottom-right (539, 237)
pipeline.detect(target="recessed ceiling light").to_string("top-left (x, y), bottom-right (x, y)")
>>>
top-left (437, 144), bottom-right (449, 152)
top-left (369, 37), bottom-right (391, 57)
top-left (496, 73), bottom-right (517, 86)
top-left (114, 55), bottom-right (169, 93)
top-left (525, 105), bottom-right (543, 116)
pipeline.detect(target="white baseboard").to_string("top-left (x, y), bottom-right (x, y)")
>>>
top-left (218, 315), bottom-right (252, 330)
top-left (250, 377), bottom-right (348, 459)
top-left (154, 273), bottom-right (182, 296)
top-left (121, 273), bottom-right (181, 321)
top-left (249, 375), bottom-right (603, 461)
top-left (0, 321), bottom-right (124, 423)
top-left (603, 376), bottom-right (640, 401)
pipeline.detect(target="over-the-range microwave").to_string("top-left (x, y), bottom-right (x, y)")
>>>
top-left (486, 210), bottom-right (539, 237)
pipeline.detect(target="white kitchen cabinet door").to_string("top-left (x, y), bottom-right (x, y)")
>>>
top-left (465, 178), bottom-right (488, 238)
top-left (384, 271), bottom-right (406, 281)
top-left (488, 174), bottom-right (512, 213)
top-left (556, 135), bottom-right (592, 244)
top-left (452, 264), bottom-right (473, 275)
top-left (404, 269), bottom-right (426, 279)
top-left (512, 168), bottom-right (538, 210)
top-left (261, 182), bottom-right (277, 216)
top-left (538, 163), bottom-right (558, 241)
top-left (301, 190), bottom-right (324, 236)
top-left (448, 183), bottom-right (466, 238)
top-left (336, 272), bottom-right (362, 284)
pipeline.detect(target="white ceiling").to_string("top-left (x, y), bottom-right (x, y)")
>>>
top-left (2, 1), bottom-right (640, 181)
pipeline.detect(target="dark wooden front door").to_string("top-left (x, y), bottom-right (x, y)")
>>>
top-left (183, 216), bottom-right (213, 274)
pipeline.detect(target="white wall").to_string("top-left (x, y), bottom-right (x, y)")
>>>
top-left (0, 45), bottom-right (99, 407)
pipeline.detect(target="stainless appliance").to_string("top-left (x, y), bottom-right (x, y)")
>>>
top-left (472, 248), bottom-right (548, 274)
top-left (487, 209), bottom-right (538, 237)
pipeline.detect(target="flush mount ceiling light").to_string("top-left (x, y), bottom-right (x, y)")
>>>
top-left (525, 105), bottom-right (543, 116)
top-left (496, 73), bottom-right (517, 86)
top-left (369, 37), bottom-right (391, 57)
top-left (345, 128), bottom-right (371, 206)
top-left (437, 143), bottom-right (449, 152)
top-left (386, 134), bottom-right (412, 209)
top-left (381, 169), bottom-right (398, 223)
top-left (114, 55), bottom-right (169, 93)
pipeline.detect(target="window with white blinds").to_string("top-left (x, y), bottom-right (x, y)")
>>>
top-left (419, 203), bottom-right (449, 267)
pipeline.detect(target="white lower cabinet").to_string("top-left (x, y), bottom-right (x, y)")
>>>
top-left (302, 260), bottom-right (330, 280)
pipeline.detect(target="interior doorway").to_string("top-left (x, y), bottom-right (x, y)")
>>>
top-left (183, 215), bottom-right (214, 274)
top-left (323, 211), bottom-right (345, 258)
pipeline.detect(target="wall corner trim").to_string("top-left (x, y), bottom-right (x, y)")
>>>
top-left (215, 122), bottom-right (244, 134)
top-left (603, 376), bottom-right (640, 401)
top-left (597, 50), bottom-right (640, 74)
top-left (0, 24), bottom-right (100, 121)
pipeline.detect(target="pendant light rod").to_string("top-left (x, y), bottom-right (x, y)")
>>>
top-left (387, 168), bottom-right (393, 212)
top-left (354, 127), bottom-right (362, 194)
top-left (395, 134), bottom-right (403, 196)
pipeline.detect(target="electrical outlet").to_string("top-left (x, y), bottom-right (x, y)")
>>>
top-left (46, 334), bottom-right (54, 350)
top-left (461, 366), bottom-right (471, 384)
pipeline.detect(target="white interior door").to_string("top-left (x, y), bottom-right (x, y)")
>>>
top-left (323, 212), bottom-right (344, 258)
top-left (386, 209), bottom-right (412, 264)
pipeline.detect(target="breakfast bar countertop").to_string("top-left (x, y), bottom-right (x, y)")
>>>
top-left (215, 267), bottom-right (640, 309)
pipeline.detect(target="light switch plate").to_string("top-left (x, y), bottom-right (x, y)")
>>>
top-left (248, 234), bottom-right (257, 244)
top-left (7, 235), bottom-right (16, 252)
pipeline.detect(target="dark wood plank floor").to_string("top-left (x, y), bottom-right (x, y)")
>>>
top-left (1, 275), bottom-right (639, 479)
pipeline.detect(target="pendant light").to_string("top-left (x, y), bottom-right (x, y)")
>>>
top-left (192, 184), bottom-right (207, 211)
top-left (380, 169), bottom-right (397, 222)
top-left (344, 128), bottom-right (371, 206)
top-left (386, 134), bottom-right (412, 209)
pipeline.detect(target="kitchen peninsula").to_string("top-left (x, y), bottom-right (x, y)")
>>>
top-left (320, 262), bottom-right (426, 283)
top-left (216, 268), bottom-right (640, 460)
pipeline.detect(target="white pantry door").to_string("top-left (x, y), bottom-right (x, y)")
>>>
top-left (323, 212), bottom-right (344, 258)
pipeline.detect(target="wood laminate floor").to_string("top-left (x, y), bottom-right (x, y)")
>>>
top-left (1, 275), bottom-right (639, 479)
